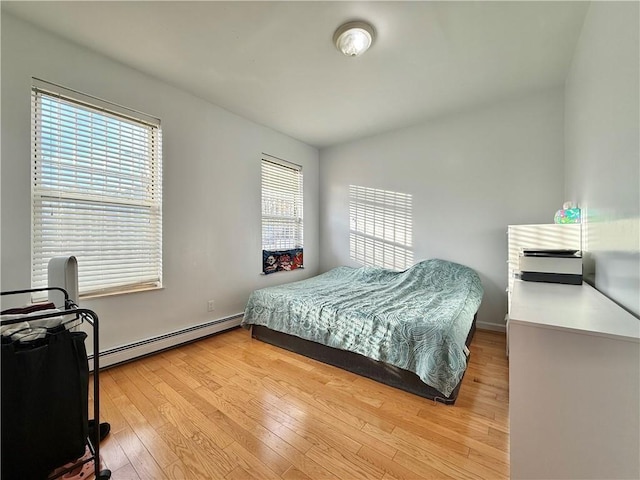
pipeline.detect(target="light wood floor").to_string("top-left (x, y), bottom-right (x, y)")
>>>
top-left (92, 327), bottom-right (509, 479)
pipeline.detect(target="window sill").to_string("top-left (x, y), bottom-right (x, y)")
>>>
top-left (80, 285), bottom-right (164, 300)
top-left (260, 267), bottom-right (305, 276)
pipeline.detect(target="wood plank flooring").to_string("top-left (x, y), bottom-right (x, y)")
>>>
top-left (92, 327), bottom-right (509, 479)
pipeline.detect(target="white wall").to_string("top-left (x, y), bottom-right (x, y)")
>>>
top-left (319, 89), bottom-right (565, 330)
top-left (565, 1), bottom-right (640, 317)
top-left (1, 13), bottom-right (320, 354)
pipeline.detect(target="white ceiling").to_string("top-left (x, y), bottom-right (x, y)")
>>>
top-left (2, 1), bottom-right (589, 148)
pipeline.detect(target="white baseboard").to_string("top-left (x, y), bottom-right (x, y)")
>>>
top-left (88, 313), bottom-right (243, 370)
top-left (87, 313), bottom-right (505, 370)
top-left (477, 320), bottom-right (507, 333)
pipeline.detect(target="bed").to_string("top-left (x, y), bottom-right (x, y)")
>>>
top-left (241, 258), bottom-right (483, 404)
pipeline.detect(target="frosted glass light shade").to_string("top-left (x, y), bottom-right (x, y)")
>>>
top-left (333, 21), bottom-right (375, 57)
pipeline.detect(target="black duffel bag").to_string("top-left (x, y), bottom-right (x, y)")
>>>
top-left (1, 327), bottom-right (89, 480)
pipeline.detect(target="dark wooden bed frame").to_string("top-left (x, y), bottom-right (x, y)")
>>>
top-left (251, 315), bottom-right (476, 405)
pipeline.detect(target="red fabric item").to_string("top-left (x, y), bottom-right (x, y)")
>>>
top-left (1, 302), bottom-right (56, 315)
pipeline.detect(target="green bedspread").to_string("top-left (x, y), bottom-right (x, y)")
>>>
top-left (242, 259), bottom-right (483, 397)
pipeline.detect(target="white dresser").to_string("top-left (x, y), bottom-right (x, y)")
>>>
top-left (509, 280), bottom-right (640, 479)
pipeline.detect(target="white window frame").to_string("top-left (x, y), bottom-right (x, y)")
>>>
top-left (261, 155), bottom-right (304, 252)
top-left (31, 78), bottom-right (163, 298)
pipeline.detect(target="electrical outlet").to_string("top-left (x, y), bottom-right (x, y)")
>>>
top-left (207, 300), bottom-right (215, 312)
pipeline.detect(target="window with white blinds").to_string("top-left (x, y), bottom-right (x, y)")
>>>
top-left (261, 156), bottom-right (303, 251)
top-left (349, 185), bottom-right (413, 271)
top-left (31, 79), bottom-right (162, 297)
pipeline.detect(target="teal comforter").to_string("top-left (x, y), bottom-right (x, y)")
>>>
top-left (242, 259), bottom-right (483, 397)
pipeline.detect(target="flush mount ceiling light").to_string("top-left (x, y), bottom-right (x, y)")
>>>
top-left (333, 21), bottom-right (375, 57)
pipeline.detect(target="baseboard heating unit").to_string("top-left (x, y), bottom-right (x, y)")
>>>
top-left (88, 313), bottom-right (243, 370)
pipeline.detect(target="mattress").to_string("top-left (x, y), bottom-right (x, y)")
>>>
top-left (242, 258), bottom-right (483, 396)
